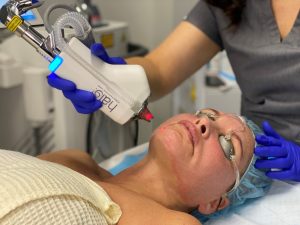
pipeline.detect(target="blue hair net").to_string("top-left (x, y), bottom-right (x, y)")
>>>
top-left (192, 118), bottom-right (273, 223)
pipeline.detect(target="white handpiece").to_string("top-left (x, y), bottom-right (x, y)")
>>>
top-left (52, 37), bottom-right (151, 125)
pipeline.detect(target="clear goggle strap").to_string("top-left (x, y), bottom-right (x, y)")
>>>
top-left (226, 156), bottom-right (240, 195)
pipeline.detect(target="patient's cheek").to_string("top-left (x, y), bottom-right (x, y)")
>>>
top-left (152, 126), bottom-right (189, 157)
top-left (156, 127), bottom-right (182, 147)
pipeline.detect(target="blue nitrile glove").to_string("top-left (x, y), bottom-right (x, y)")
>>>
top-left (90, 43), bottom-right (126, 65)
top-left (254, 121), bottom-right (300, 182)
top-left (47, 43), bottom-right (126, 114)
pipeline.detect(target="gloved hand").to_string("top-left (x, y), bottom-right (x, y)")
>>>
top-left (254, 121), bottom-right (300, 182)
top-left (90, 43), bottom-right (126, 65)
top-left (47, 43), bottom-right (126, 114)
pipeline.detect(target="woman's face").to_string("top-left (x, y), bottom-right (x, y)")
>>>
top-left (148, 108), bottom-right (255, 205)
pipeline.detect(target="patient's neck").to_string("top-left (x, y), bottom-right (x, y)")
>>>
top-left (104, 155), bottom-right (190, 212)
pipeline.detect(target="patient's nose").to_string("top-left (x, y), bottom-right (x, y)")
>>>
top-left (195, 117), bottom-right (210, 138)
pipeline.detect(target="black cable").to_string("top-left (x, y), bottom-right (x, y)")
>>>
top-left (134, 120), bottom-right (139, 146)
top-left (87, 113), bottom-right (139, 155)
top-left (86, 43), bottom-right (147, 155)
top-left (33, 127), bottom-right (41, 155)
top-left (86, 112), bottom-right (94, 155)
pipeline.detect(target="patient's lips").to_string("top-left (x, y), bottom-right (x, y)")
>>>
top-left (178, 120), bottom-right (199, 147)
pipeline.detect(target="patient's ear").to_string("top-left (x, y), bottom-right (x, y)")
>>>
top-left (197, 197), bottom-right (230, 214)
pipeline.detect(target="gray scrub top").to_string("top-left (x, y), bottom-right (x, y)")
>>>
top-left (186, 0), bottom-right (300, 143)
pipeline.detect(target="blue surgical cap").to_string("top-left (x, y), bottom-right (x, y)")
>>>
top-left (192, 118), bottom-right (273, 223)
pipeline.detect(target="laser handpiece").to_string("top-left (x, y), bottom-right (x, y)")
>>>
top-left (0, 0), bottom-right (153, 124)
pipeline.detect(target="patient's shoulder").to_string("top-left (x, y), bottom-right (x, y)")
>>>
top-left (167, 211), bottom-right (202, 225)
top-left (38, 149), bottom-right (113, 180)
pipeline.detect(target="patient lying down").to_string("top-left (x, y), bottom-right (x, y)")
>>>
top-left (0, 109), bottom-right (272, 225)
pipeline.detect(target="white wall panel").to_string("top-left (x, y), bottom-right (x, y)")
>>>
top-left (93, 0), bottom-right (174, 49)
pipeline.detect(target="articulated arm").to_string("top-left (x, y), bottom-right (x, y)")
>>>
top-left (0, 0), bottom-right (57, 61)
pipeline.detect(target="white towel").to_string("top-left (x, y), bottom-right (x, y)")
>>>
top-left (0, 150), bottom-right (122, 225)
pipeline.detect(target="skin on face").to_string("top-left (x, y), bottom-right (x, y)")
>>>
top-left (148, 109), bottom-right (255, 207)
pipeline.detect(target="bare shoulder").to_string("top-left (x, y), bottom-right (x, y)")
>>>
top-left (166, 210), bottom-right (202, 225)
top-left (38, 149), bottom-right (112, 180)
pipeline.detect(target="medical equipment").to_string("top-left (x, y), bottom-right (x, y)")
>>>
top-left (0, 0), bottom-right (153, 125)
top-left (0, 0), bottom-right (43, 89)
top-left (0, 52), bottom-right (22, 88)
top-left (0, 1), bottom-right (48, 155)
top-left (0, 0), bottom-right (44, 27)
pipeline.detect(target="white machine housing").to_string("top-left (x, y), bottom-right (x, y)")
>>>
top-left (55, 37), bottom-right (150, 125)
top-left (92, 21), bottom-right (129, 57)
